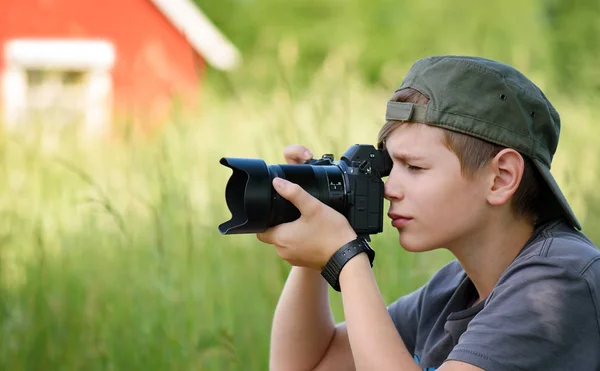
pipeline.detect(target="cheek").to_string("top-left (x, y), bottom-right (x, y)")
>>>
top-left (443, 181), bottom-right (487, 226)
top-left (412, 173), bottom-right (480, 220)
top-left (399, 173), bottom-right (485, 251)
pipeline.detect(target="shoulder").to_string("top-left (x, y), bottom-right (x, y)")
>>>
top-left (390, 259), bottom-right (466, 307)
top-left (494, 219), bottom-right (600, 325)
top-left (492, 219), bottom-right (600, 306)
top-left (409, 259), bottom-right (467, 312)
top-left (480, 220), bottom-right (600, 342)
top-left (506, 219), bottom-right (600, 281)
top-left (424, 259), bottom-right (466, 294)
top-left (448, 222), bottom-right (600, 370)
top-left (387, 259), bottom-right (465, 324)
top-left (387, 259), bottom-right (465, 307)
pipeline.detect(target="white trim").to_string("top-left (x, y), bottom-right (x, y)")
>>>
top-left (4, 39), bottom-right (115, 70)
top-left (1, 66), bottom-right (27, 128)
top-left (149, 0), bottom-right (241, 70)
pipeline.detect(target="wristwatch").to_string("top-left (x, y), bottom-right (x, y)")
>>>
top-left (321, 237), bottom-right (375, 292)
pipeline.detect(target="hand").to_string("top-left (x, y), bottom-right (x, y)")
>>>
top-left (256, 145), bottom-right (357, 271)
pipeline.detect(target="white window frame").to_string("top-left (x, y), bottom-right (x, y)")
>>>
top-left (1, 38), bottom-right (115, 136)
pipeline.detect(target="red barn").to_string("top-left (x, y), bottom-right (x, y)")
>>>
top-left (0, 0), bottom-right (240, 136)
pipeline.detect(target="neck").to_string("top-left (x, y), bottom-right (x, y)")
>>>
top-left (447, 214), bottom-right (535, 304)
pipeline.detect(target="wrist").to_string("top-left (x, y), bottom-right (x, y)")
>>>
top-left (338, 253), bottom-right (371, 287)
top-left (320, 237), bottom-right (375, 292)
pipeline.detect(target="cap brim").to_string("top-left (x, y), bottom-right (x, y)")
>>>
top-left (531, 158), bottom-right (582, 230)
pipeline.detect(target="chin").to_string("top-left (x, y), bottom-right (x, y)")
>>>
top-left (398, 232), bottom-right (440, 253)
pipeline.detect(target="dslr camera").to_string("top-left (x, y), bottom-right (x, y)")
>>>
top-left (218, 144), bottom-right (392, 239)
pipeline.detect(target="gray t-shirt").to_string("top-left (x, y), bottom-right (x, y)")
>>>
top-left (387, 218), bottom-right (600, 371)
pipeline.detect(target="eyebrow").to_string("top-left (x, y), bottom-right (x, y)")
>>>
top-left (391, 152), bottom-right (426, 162)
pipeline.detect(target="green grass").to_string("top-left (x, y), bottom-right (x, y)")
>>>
top-left (0, 60), bottom-right (598, 370)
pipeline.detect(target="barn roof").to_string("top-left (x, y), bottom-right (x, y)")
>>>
top-left (149, 0), bottom-right (241, 70)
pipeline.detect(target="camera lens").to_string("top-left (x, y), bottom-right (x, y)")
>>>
top-left (218, 158), bottom-right (346, 234)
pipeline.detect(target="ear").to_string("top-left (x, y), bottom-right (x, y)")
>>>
top-left (486, 149), bottom-right (524, 206)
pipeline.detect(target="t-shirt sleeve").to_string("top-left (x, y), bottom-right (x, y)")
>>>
top-left (387, 260), bottom-right (466, 356)
top-left (387, 287), bottom-right (424, 355)
top-left (447, 256), bottom-right (600, 371)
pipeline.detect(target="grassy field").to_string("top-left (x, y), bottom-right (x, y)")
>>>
top-left (0, 59), bottom-right (599, 370)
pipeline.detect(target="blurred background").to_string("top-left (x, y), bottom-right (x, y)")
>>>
top-left (0, 0), bottom-right (599, 369)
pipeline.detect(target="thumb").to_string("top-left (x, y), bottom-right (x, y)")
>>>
top-left (273, 177), bottom-right (319, 216)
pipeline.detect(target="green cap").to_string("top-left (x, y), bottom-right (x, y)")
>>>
top-left (385, 55), bottom-right (581, 230)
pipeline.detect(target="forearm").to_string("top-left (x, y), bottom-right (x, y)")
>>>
top-left (270, 266), bottom-right (336, 371)
top-left (339, 254), bottom-right (421, 371)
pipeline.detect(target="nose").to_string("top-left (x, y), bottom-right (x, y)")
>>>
top-left (384, 170), bottom-right (404, 201)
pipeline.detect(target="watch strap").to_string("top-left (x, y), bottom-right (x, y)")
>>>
top-left (321, 237), bottom-right (375, 292)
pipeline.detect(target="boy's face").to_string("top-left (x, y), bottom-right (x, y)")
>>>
top-left (384, 123), bottom-right (490, 252)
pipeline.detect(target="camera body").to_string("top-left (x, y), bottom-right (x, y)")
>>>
top-left (218, 144), bottom-right (392, 239)
top-left (304, 144), bottom-right (391, 237)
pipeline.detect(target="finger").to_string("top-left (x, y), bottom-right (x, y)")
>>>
top-left (257, 226), bottom-right (287, 246)
top-left (273, 177), bottom-right (320, 216)
top-left (283, 144), bottom-right (313, 164)
top-left (256, 231), bottom-right (275, 245)
top-left (273, 244), bottom-right (290, 261)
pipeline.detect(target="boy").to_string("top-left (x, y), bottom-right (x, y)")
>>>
top-left (256, 56), bottom-right (600, 370)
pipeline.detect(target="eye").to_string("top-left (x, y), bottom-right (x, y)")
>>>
top-left (406, 164), bottom-right (423, 171)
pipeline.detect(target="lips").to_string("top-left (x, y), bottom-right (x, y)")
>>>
top-left (388, 212), bottom-right (411, 220)
top-left (388, 212), bottom-right (413, 228)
